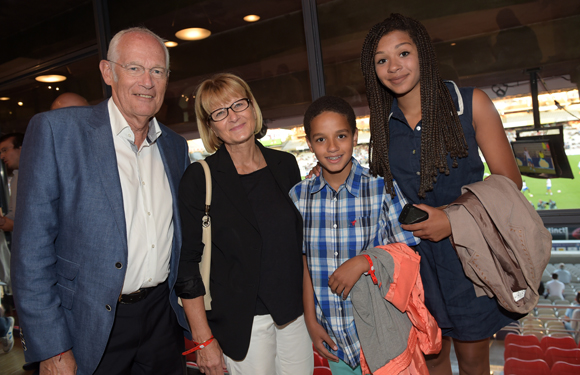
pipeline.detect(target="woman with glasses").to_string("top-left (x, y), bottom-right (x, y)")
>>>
top-left (176, 73), bottom-right (313, 375)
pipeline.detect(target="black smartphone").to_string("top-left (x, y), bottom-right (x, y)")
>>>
top-left (398, 203), bottom-right (429, 225)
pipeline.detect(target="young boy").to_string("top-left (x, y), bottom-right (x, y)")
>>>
top-left (289, 96), bottom-right (419, 374)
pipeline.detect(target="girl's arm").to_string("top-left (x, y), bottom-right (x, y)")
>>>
top-left (472, 88), bottom-right (522, 189)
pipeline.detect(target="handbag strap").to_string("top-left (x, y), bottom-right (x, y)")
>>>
top-left (197, 160), bottom-right (212, 219)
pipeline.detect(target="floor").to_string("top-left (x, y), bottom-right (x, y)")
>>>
top-left (1, 332), bottom-right (507, 375)
top-left (0, 329), bottom-right (35, 375)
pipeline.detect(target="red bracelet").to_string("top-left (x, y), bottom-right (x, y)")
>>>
top-left (182, 336), bottom-right (215, 356)
top-left (363, 254), bottom-right (378, 285)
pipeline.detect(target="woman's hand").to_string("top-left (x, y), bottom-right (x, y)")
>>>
top-left (401, 204), bottom-right (451, 242)
top-left (306, 163), bottom-right (321, 179)
top-left (328, 255), bottom-right (369, 299)
top-left (196, 339), bottom-right (226, 375)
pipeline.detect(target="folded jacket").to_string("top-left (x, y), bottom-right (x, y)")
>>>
top-left (444, 174), bottom-right (552, 314)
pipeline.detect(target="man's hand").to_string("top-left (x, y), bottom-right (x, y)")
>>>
top-left (401, 204), bottom-right (451, 242)
top-left (328, 255), bottom-right (369, 299)
top-left (196, 339), bottom-right (225, 375)
top-left (306, 319), bottom-right (340, 363)
top-left (40, 350), bottom-right (77, 375)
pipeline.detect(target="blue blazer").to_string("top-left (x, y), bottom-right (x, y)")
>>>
top-left (11, 100), bottom-right (190, 374)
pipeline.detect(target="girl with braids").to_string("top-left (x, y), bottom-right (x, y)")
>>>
top-left (361, 13), bottom-right (522, 375)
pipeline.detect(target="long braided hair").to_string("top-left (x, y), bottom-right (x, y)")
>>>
top-left (361, 13), bottom-right (468, 198)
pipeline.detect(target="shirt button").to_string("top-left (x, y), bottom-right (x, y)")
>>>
top-left (339, 307), bottom-right (343, 311)
top-left (115, 262), bottom-right (122, 269)
top-left (416, 126), bottom-right (422, 131)
top-left (147, 212), bottom-right (151, 216)
top-left (333, 224), bottom-right (337, 229)
top-left (333, 197), bottom-right (337, 202)
top-left (152, 244), bottom-right (155, 248)
top-left (416, 171), bottom-right (421, 175)
top-left (142, 181), bottom-right (145, 186)
top-left (334, 252), bottom-right (339, 256)
top-left (105, 304), bottom-right (112, 311)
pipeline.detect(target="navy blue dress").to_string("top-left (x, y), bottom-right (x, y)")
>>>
top-left (388, 81), bottom-right (520, 340)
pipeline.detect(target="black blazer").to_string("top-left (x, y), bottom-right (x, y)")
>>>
top-left (176, 141), bottom-right (304, 360)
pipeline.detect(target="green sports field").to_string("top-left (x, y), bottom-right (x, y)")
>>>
top-left (484, 154), bottom-right (580, 210)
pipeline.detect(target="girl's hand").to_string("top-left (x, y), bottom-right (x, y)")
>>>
top-left (401, 204), bottom-right (451, 242)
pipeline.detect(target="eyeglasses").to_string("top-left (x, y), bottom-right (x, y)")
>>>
top-left (208, 98), bottom-right (251, 122)
top-left (107, 60), bottom-right (169, 79)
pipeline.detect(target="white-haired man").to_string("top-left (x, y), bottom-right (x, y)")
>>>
top-left (12, 27), bottom-right (190, 375)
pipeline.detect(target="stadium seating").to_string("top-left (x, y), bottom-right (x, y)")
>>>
top-left (503, 357), bottom-right (550, 375)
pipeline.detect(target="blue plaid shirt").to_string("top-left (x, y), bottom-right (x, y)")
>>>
top-left (289, 158), bottom-right (420, 368)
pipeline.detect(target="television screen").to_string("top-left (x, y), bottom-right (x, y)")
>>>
top-left (511, 139), bottom-right (556, 175)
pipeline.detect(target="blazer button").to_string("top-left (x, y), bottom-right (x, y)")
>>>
top-left (106, 304), bottom-right (112, 311)
top-left (115, 262), bottom-right (123, 269)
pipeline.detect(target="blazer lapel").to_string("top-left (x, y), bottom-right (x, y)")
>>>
top-left (86, 101), bottom-right (128, 250)
top-left (156, 131), bottom-right (181, 203)
top-left (212, 146), bottom-right (261, 233)
top-left (260, 143), bottom-right (299, 209)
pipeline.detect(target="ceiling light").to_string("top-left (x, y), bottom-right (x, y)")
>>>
top-left (35, 75), bottom-right (67, 83)
top-left (175, 28), bottom-right (211, 41)
top-left (451, 42), bottom-right (456, 46)
top-left (165, 41), bottom-right (178, 48)
top-left (0, 97), bottom-right (9, 101)
top-left (18, 102), bottom-right (23, 106)
top-left (243, 15), bottom-right (260, 22)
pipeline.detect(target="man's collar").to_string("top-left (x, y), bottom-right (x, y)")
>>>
top-left (108, 98), bottom-right (162, 146)
top-left (310, 157), bottom-right (368, 196)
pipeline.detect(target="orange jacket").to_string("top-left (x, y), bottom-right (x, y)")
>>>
top-left (352, 243), bottom-right (441, 375)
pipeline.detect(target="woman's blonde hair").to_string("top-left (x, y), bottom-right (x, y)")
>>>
top-left (195, 73), bottom-right (263, 152)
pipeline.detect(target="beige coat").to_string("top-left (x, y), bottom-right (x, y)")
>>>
top-left (444, 174), bottom-right (552, 314)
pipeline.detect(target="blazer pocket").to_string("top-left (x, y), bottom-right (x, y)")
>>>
top-left (56, 256), bottom-right (80, 310)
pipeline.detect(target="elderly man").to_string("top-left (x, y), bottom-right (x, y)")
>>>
top-left (12, 27), bottom-right (190, 375)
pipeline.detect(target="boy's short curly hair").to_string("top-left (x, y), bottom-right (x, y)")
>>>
top-left (303, 96), bottom-right (356, 139)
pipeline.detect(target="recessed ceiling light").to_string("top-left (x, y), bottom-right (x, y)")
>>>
top-left (243, 15), bottom-right (260, 22)
top-left (18, 102), bottom-right (23, 106)
top-left (165, 41), bottom-right (178, 47)
top-left (0, 97), bottom-right (9, 101)
top-left (175, 28), bottom-right (211, 41)
top-left (35, 75), bottom-right (67, 83)
top-left (451, 42), bottom-right (456, 46)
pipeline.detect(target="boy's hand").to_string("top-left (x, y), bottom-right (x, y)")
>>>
top-left (328, 255), bottom-right (369, 299)
top-left (306, 320), bottom-right (340, 363)
top-left (401, 204), bottom-right (451, 242)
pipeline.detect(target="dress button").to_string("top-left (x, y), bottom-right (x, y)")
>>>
top-left (416, 126), bottom-right (422, 131)
top-left (115, 262), bottom-right (122, 269)
top-left (412, 150), bottom-right (416, 154)
top-left (105, 304), bottom-right (112, 311)
top-left (416, 171), bottom-right (421, 175)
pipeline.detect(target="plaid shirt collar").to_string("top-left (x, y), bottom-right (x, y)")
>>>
top-left (310, 157), bottom-right (367, 197)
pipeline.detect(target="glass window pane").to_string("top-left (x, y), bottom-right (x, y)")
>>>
top-left (317, 0), bottom-right (580, 212)
top-left (0, 1), bottom-right (96, 83)
top-left (107, 0), bottom-right (312, 137)
top-left (0, 55), bottom-right (103, 134)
